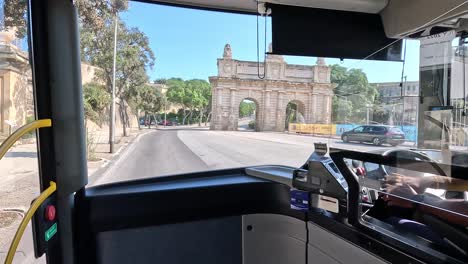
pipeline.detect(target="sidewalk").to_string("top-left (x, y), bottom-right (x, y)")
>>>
top-left (87, 127), bottom-right (145, 176)
top-left (0, 126), bottom-right (148, 263)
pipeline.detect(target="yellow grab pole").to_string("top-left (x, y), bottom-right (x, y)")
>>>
top-left (4, 181), bottom-right (57, 264)
top-left (0, 119), bottom-right (51, 160)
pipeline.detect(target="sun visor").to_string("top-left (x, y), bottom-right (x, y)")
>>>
top-left (270, 4), bottom-right (403, 61)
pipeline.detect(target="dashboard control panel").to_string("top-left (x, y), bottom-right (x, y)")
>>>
top-left (293, 143), bottom-right (348, 200)
top-left (291, 143), bottom-right (348, 214)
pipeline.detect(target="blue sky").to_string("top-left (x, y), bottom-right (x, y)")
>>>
top-left (121, 1), bottom-right (420, 83)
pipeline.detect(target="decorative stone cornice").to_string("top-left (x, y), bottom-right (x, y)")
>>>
top-left (0, 44), bottom-right (29, 73)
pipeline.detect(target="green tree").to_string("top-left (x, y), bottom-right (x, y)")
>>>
top-left (2, 0), bottom-right (129, 39)
top-left (75, 0), bottom-right (128, 28)
top-left (153, 78), bottom-right (167, 84)
top-left (83, 83), bottom-right (111, 160)
top-left (186, 79), bottom-right (211, 126)
top-left (128, 84), bottom-right (164, 128)
top-left (166, 78), bottom-right (211, 125)
top-left (166, 78), bottom-right (187, 123)
top-left (239, 101), bottom-right (256, 118)
top-left (80, 17), bottom-right (155, 136)
top-left (3, 0), bottom-right (27, 39)
top-left (83, 83), bottom-right (111, 126)
top-left (332, 96), bottom-right (353, 123)
top-left (331, 64), bottom-right (378, 123)
top-left (330, 64), bottom-right (348, 93)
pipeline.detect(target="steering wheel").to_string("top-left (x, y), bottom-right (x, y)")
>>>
top-left (381, 149), bottom-right (446, 177)
top-left (373, 150), bottom-right (468, 257)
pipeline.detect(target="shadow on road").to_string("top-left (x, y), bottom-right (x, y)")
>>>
top-left (158, 127), bottom-right (260, 133)
top-left (4, 151), bottom-right (37, 158)
top-left (333, 140), bottom-right (403, 148)
top-left (157, 126), bottom-right (210, 132)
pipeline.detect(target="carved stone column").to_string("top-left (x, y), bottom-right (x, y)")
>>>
top-left (276, 91), bottom-right (285, 131)
top-left (325, 95), bottom-right (331, 124)
top-left (305, 92), bottom-right (313, 123)
top-left (262, 89), bottom-right (271, 131)
top-left (209, 87), bottom-right (217, 130)
top-left (228, 88), bottom-right (237, 130)
top-left (311, 93), bottom-right (318, 123)
top-left (210, 86), bottom-right (228, 130)
top-left (211, 87), bottom-right (224, 130)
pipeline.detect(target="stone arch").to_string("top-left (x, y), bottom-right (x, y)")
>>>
top-left (284, 99), bottom-right (306, 129)
top-left (288, 99), bottom-right (306, 118)
top-left (209, 45), bottom-right (334, 132)
top-left (274, 98), bottom-right (308, 131)
top-left (236, 97), bottom-right (261, 131)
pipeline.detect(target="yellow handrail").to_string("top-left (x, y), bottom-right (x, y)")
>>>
top-left (4, 181), bottom-right (57, 264)
top-left (0, 119), bottom-right (51, 160)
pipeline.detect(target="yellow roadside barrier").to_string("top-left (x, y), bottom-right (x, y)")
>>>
top-left (288, 123), bottom-right (336, 136)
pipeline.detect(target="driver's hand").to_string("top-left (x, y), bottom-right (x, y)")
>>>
top-left (381, 175), bottom-right (418, 209)
top-left (382, 173), bottom-right (419, 196)
top-left (383, 173), bottom-right (404, 186)
top-left (384, 173), bottom-right (427, 191)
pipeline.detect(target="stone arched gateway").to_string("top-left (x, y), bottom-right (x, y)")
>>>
top-left (209, 44), bottom-right (335, 132)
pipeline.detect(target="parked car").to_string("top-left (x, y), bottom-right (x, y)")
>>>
top-left (341, 125), bottom-right (405, 146)
top-left (159, 120), bottom-right (173, 126)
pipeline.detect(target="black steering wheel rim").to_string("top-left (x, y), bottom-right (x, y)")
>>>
top-left (380, 149), bottom-right (446, 176)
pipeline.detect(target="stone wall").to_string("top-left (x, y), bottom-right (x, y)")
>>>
top-left (80, 62), bottom-right (138, 137)
top-left (210, 44), bottom-right (334, 132)
top-left (0, 30), bottom-right (31, 134)
top-left (0, 29), bottom-right (138, 137)
top-left (81, 63), bottom-right (101, 84)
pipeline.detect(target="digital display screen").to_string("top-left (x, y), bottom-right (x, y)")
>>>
top-left (328, 162), bottom-right (340, 174)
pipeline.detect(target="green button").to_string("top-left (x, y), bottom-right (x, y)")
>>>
top-left (45, 222), bottom-right (57, 241)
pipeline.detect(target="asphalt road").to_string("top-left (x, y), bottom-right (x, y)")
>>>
top-left (0, 127), bottom-right (412, 263)
top-left (92, 127), bottom-right (410, 186)
top-left (91, 128), bottom-right (208, 185)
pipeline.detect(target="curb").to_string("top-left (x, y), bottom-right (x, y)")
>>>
top-left (88, 129), bottom-right (155, 185)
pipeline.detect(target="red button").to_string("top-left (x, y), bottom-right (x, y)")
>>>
top-left (45, 205), bottom-right (56, 221)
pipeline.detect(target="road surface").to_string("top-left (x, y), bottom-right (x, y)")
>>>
top-left (92, 127), bottom-right (409, 185)
top-left (1, 127), bottom-right (411, 263)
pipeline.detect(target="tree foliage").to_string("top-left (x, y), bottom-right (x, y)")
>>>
top-left (83, 83), bottom-right (111, 125)
top-left (186, 79), bottom-right (211, 111)
top-left (153, 78), bottom-right (167, 84)
top-left (2, 0), bottom-right (129, 39)
top-left (3, 0), bottom-right (27, 38)
top-left (129, 84), bottom-right (164, 116)
top-left (286, 102), bottom-right (297, 125)
top-left (80, 19), bottom-right (155, 95)
top-left (80, 15), bottom-right (155, 135)
top-left (166, 78), bottom-right (186, 106)
top-left (75, 0), bottom-right (128, 28)
top-left (166, 78), bottom-right (212, 125)
top-left (331, 64), bottom-right (379, 123)
top-left (239, 101), bottom-right (256, 118)
top-left (4, 0), bottom-right (164, 135)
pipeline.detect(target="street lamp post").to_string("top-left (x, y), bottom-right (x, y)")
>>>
top-left (109, 14), bottom-right (118, 153)
top-left (366, 104), bottom-right (372, 125)
top-left (345, 97), bottom-right (348, 124)
top-left (164, 100), bottom-right (167, 127)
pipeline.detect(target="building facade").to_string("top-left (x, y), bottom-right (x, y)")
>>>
top-left (209, 44), bottom-right (334, 132)
top-left (376, 81), bottom-right (419, 103)
top-left (0, 29), bottom-right (138, 139)
top-left (0, 30), bottom-right (32, 135)
top-left (374, 81), bottom-right (419, 125)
